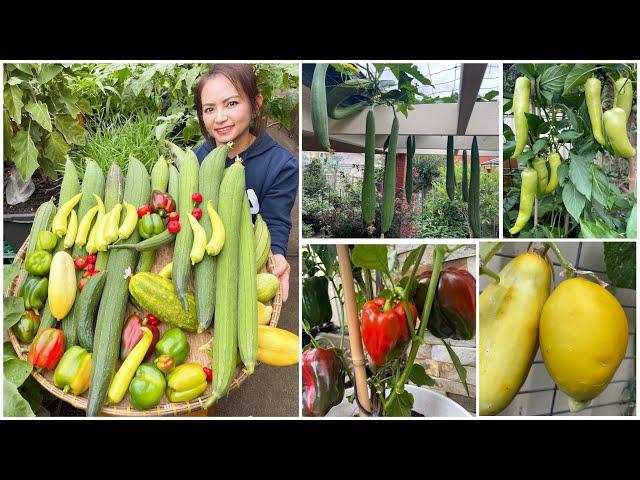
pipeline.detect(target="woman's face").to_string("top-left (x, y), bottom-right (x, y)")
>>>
top-left (201, 74), bottom-right (255, 144)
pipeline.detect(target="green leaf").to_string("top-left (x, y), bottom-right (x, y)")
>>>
top-left (44, 130), bottom-right (70, 166)
top-left (626, 204), bottom-right (636, 238)
top-left (516, 64), bottom-right (536, 78)
top-left (409, 364), bottom-right (436, 387)
top-left (401, 247), bottom-right (422, 275)
top-left (532, 138), bottom-right (548, 154)
top-left (352, 245), bottom-right (389, 276)
top-left (441, 339), bottom-right (469, 396)
top-left (7, 77), bottom-right (23, 85)
top-left (3, 379), bottom-right (35, 417)
top-left (562, 182), bottom-right (586, 222)
top-left (25, 101), bottom-right (52, 132)
top-left (569, 153), bottom-right (592, 200)
top-left (14, 64), bottom-right (33, 75)
top-left (591, 164), bottom-right (613, 208)
top-left (536, 122), bottom-right (551, 135)
top-left (604, 243), bottom-right (635, 289)
top-left (483, 90), bottom-right (499, 101)
top-left (54, 114), bottom-right (86, 146)
top-left (4, 85), bottom-right (24, 123)
top-left (11, 130), bottom-right (39, 180)
top-left (21, 376), bottom-right (44, 412)
top-left (516, 151), bottom-right (536, 165)
top-left (4, 358), bottom-right (32, 387)
top-left (503, 140), bottom-right (515, 161)
top-left (503, 122), bottom-right (514, 139)
top-left (503, 99), bottom-right (513, 112)
top-left (523, 112), bottom-right (544, 133)
top-left (579, 219), bottom-right (619, 238)
top-left (4, 262), bottom-right (21, 294)
top-left (386, 390), bottom-right (414, 417)
top-left (558, 130), bottom-right (583, 141)
top-left (3, 296), bottom-right (25, 331)
top-left (563, 64), bottom-right (597, 96)
top-left (38, 64), bottom-right (63, 84)
top-left (557, 163), bottom-right (569, 186)
top-left (539, 65), bottom-right (569, 93)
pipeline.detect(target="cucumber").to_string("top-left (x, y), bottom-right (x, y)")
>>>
top-left (311, 63), bottom-right (331, 152)
top-left (86, 157), bottom-right (150, 417)
top-left (446, 135), bottom-right (455, 201)
top-left (76, 271), bottom-right (107, 352)
top-left (380, 112), bottom-right (399, 235)
top-left (468, 136), bottom-right (481, 238)
top-left (405, 135), bottom-right (415, 203)
top-left (326, 80), bottom-right (370, 120)
top-left (362, 108), bottom-right (376, 227)
top-left (461, 149), bottom-right (469, 202)
top-left (238, 195), bottom-right (258, 374)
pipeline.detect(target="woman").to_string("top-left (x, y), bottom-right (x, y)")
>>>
top-left (193, 64), bottom-right (298, 301)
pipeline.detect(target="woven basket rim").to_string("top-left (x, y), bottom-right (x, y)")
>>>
top-left (7, 236), bottom-right (283, 417)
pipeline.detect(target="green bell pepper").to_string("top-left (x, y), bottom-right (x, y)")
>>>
top-left (129, 363), bottom-right (167, 410)
top-left (36, 231), bottom-right (58, 252)
top-left (20, 276), bottom-right (49, 311)
top-left (12, 310), bottom-right (41, 343)
top-left (24, 250), bottom-right (53, 276)
top-left (302, 276), bottom-right (332, 328)
top-left (154, 327), bottom-right (189, 373)
top-left (53, 346), bottom-right (92, 395)
top-left (166, 363), bottom-right (208, 403)
top-left (137, 213), bottom-right (164, 240)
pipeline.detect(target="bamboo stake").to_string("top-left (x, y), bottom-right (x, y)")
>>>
top-left (336, 245), bottom-right (371, 416)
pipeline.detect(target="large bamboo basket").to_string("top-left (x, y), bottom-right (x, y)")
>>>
top-left (7, 237), bottom-right (282, 417)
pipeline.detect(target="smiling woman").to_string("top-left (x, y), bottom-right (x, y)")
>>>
top-left (193, 64), bottom-right (299, 302)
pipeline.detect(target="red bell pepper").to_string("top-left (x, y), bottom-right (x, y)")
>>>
top-left (360, 298), bottom-right (418, 367)
top-left (27, 328), bottom-right (65, 370)
top-left (120, 314), bottom-right (160, 361)
top-left (302, 347), bottom-right (345, 417)
top-left (413, 267), bottom-right (476, 340)
top-left (151, 190), bottom-right (176, 217)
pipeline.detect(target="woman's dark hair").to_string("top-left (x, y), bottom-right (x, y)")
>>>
top-left (194, 64), bottom-right (262, 142)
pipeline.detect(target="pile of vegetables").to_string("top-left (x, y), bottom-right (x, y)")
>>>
top-left (479, 242), bottom-right (630, 415)
top-left (8, 142), bottom-right (299, 416)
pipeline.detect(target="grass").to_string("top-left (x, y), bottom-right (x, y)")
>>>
top-left (66, 110), bottom-right (178, 179)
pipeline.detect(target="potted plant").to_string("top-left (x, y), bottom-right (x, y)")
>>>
top-left (301, 244), bottom-right (476, 417)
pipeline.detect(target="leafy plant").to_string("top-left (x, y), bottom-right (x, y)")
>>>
top-left (3, 63), bottom-right (91, 181)
top-left (503, 63), bottom-right (637, 238)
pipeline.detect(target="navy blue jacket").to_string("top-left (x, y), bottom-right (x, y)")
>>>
top-left (193, 131), bottom-right (298, 256)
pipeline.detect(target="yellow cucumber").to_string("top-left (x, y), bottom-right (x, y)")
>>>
top-left (479, 252), bottom-right (552, 416)
top-left (48, 251), bottom-right (78, 320)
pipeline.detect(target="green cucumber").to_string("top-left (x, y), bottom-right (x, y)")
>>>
top-left (380, 112), bottom-right (399, 235)
top-left (311, 63), bottom-right (331, 152)
top-left (362, 108), bottom-right (376, 227)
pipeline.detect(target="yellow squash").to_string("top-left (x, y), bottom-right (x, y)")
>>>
top-left (257, 325), bottom-right (299, 366)
top-left (479, 252), bottom-right (552, 416)
top-left (539, 277), bottom-right (628, 412)
top-left (48, 251), bottom-right (77, 320)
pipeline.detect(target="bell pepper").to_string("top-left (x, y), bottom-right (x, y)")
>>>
top-left (24, 250), bottom-right (53, 276)
top-left (120, 314), bottom-right (160, 361)
top-left (137, 213), bottom-right (165, 239)
top-left (154, 327), bottom-right (190, 373)
top-left (53, 346), bottom-right (92, 395)
top-left (151, 190), bottom-right (176, 217)
top-left (27, 328), bottom-right (65, 370)
top-left (414, 267), bottom-right (476, 340)
top-left (166, 363), bottom-right (208, 403)
top-left (302, 347), bottom-right (345, 417)
top-left (302, 276), bottom-right (333, 328)
top-left (360, 298), bottom-right (418, 366)
top-left (129, 363), bottom-right (167, 410)
top-left (12, 310), bottom-right (40, 343)
top-left (20, 276), bottom-right (49, 311)
top-left (108, 327), bottom-right (153, 404)
top-left (36, 230), bottom-right (58, 252)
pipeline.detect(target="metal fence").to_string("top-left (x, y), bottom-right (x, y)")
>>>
top-left (480, 242), bottom-right (636, 416)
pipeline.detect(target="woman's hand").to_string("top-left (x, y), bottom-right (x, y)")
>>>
top-left (271, 254), bottom-right (291, 302)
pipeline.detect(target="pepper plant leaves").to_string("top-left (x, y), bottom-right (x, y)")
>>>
top-left (386, 390), bottom-right (414, 417)
top-left (409, 363), bottom-right (436, 387)
top-left (441, 339), bottom-right (469, 396)
top-left (401, 247), bottom-right (422, 275)
top-left (4, 358), bottom-right (32, 387)
top-left (3, 379), bottom-right (35, 417)
top-left (54, 114), bottom-right (86, 146)
top-left (563, 64), bottom-right (597, 96)
top-left (562, 182), bottom-right (586, 222)
top-left (352, 245), bottom-right (389, 276)
top-left (45, 130), bottom-right (70, 166)
top-left (532, 139), bottom-right (548, 154)
top-left (539, 65), bottom-right (569, 93)
top-left (4, 85), bottom-right (24, 123)
top-left (569, 153), bottom-right (593, 200)
top-left (626, 204), bottom-right (636, 238)
top-left (579, 219), bottom-right (619, 238)
top-left (25, 101), bottom-right (52, 132)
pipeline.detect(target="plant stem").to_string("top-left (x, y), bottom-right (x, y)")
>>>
top-left (543, 242), bottom-right (574, 277)
top-left (302, 322), bottom-right (321, 349)
top-left (383, 245), bottom-right (445, 415)
top-left (401, 245), bottom-right (426, 336)
top-left (479, 266), bottom-right (500, 283)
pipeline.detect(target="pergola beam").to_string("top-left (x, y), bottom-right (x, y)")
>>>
top-left (457, 63), bottom-right (488, 135)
